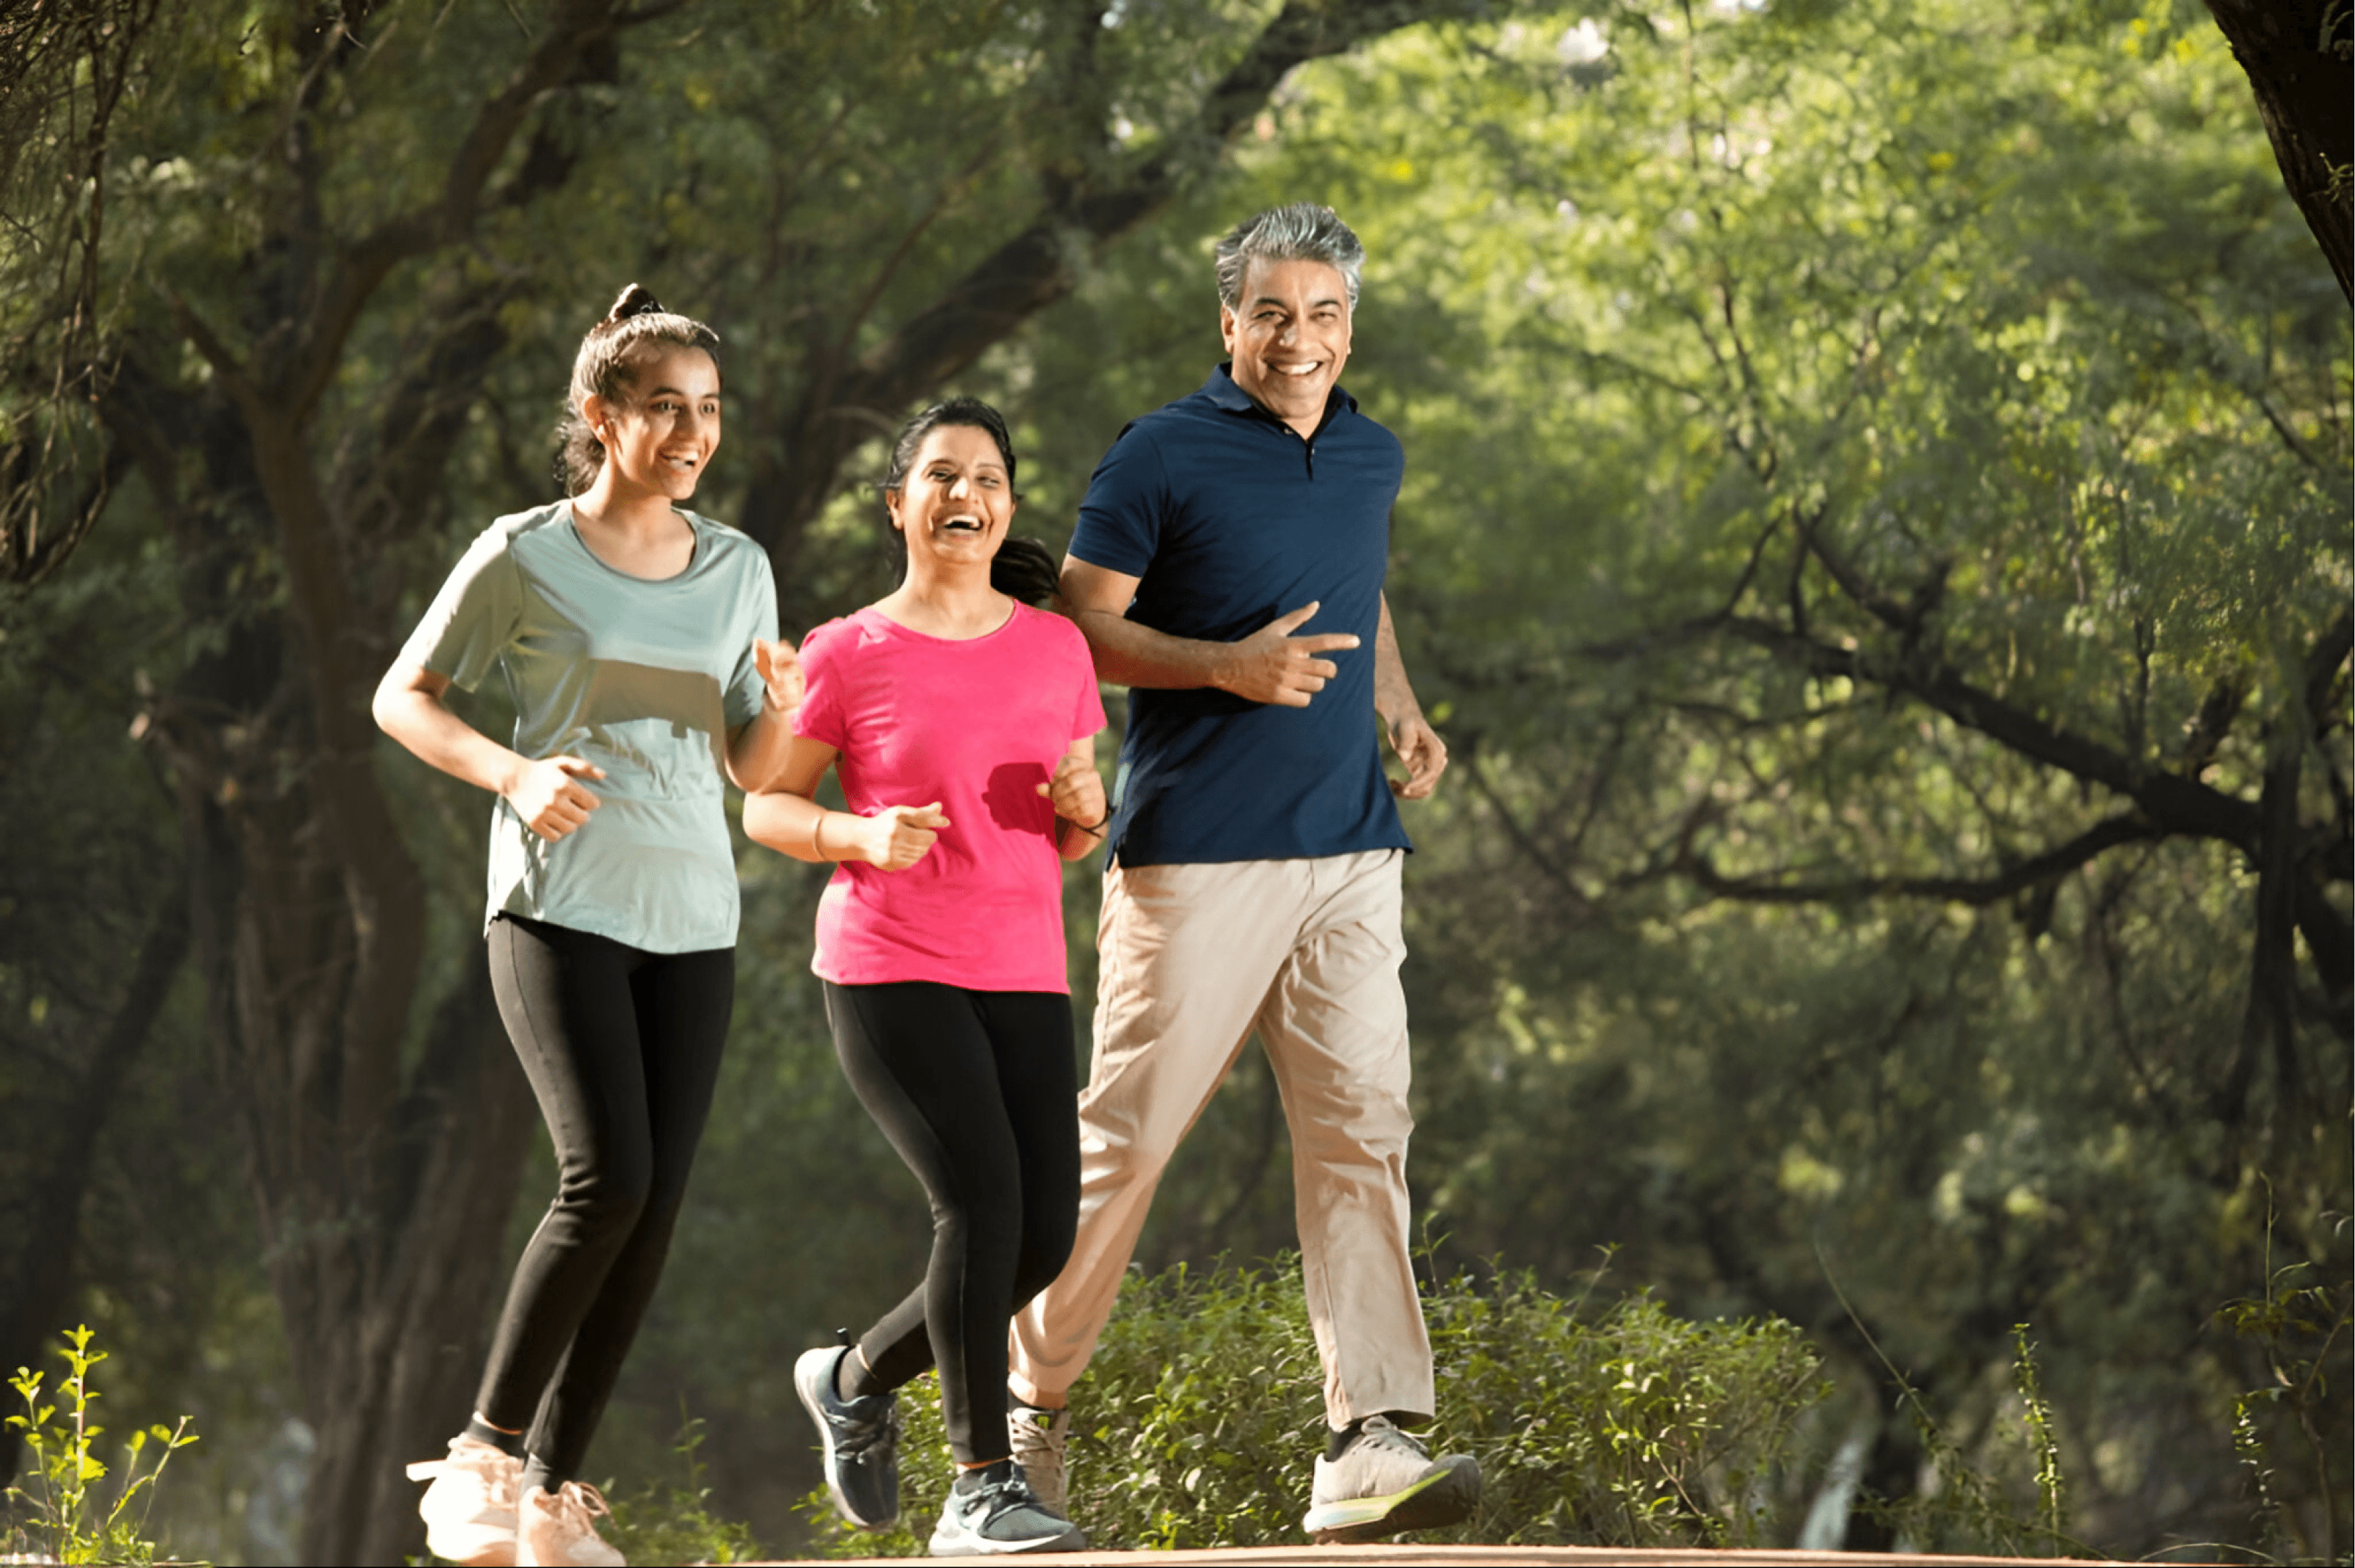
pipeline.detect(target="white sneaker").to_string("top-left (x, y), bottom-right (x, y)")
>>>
top-left (926, 1461), bottom-right (1085, 1556)
top-left (405, 1435), bottom-right (521, 1567)
top-left (1301, 1414), bottom-right (1480, 1543)
top-left (516, 1480), bottom-right (625, 1567)
top-left (1006, 1402), bottom-right (1072, 1516)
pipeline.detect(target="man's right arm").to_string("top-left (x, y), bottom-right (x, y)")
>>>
top-left (1059, 556), bottom-right (1361, 709)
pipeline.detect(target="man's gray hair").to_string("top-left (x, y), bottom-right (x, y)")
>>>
top-left (1213, 203), bottom-right (1365, 310)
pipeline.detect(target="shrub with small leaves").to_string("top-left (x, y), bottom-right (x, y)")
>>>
top-left (4, 1324), bottom-right (198, 1567)
top-left (796, 1252), bottom-right (1828, 1553)
top-left (600, 1413), bottom-right (759, 1566)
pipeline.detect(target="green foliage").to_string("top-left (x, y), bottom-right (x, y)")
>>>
top-left (1422, 1260), bottom-right (1829, 1548)
top-left (1125, 2), bottom-right (2351, 1551)
top-left (599, 1412), bottom-right (760, 1567)
top-left (2014, 1324), bottom-right (2068, 1553)
top-left (0, 0), bottom-right (2344, 1559)
top-left (1847, 1320), bottom-right (2097, 1559)
top-left (2228, 1395), bottom-right (2290, 1562)
top-left (796, 1254), bottom-right (1827, 1553)
top-left (4, 1325), bottom-right (199, 1567)
top-left (2212, 1202), bottom-right (2351, 1563)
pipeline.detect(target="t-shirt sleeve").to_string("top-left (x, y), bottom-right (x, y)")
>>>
top-left (792, 618), bottom-right (852, 751)
top-left (1066, 422), bottom-right (1168, 579)
top-left (398, 526), bottom-right (523, 692)
top-left (722, 546), bottom-right (780, 730)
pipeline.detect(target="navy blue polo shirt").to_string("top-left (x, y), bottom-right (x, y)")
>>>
top-left (1069, 364), bottom-right (1411, 867)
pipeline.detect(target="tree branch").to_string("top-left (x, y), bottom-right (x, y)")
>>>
top-left (275, 0), bottom-right (640, 418)
top-left (1794, 511), bottom-right (1911, 633)
top-left (164, 291), bottom-right (258, 407)
top-left (740, 0), bottom-right (1486, 550)
top-left (2180, 674), bottom-right (2248, 777)
top-left (848, 0), bottom-right (1462, 401)
top-left (0, 427), bottom-right (128, 586)
top-left (333, 277), bottom-right (528, 621)
top-left (1715, 613), bottom-right (2266, 850)
top-left (1462, 748), bottom-right (1583, 899)
top-left (1681, 812), bottom-right (2162, 907)
top-left (2301, 603), bottom-right (2352, 730)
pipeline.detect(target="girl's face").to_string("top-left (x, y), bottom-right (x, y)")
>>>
top-left (584, 346), bottom-right (722, 502)
top-left (886, 423), bottom-right (1015, 574)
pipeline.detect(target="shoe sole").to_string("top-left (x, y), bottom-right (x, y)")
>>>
top-left (926, 1522), bottom-right (1088, 1556)
top-left (1302, 1453), bottom-right (1481, 1545)
top-left (422, 1529), bottom-right (516, 1568)
top-left (413, 1507), bottom-right (518, 1568)
top-left (795, 1347), bottom-right (899, 1529)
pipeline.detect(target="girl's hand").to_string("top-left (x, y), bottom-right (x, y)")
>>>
top-left (1037, 753), bottom-right (1106, 830)
top-left (505, 756), bottom-right (605, 841)
top-left (755, 637), bottom-right (804, 714)
top-left (859, 802), bottom-right (949, 870)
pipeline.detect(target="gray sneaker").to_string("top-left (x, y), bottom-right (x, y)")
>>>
top-left (927, 1461), bottom-right (1085, 1556)
top-left (1300, 1414), bottom-right (1480, 1543)
top-left (793, 1344), bottom-right (899, 1528)
top-left (1006, 1402), bottom-right (1072, 1515)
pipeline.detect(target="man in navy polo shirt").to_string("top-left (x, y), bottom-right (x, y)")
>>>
top-left (1007, 203), bottom-right (1479, 1544)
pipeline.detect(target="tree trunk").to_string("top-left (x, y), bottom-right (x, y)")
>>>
top-left (120, 375), bottom-right (541, 1561)
top-left (168, 701), bottom-right (539, 1565)
top-left (0, 891), bottom-right (188, 1485)
top-left (2203, 0), bottom-right (2354, 300)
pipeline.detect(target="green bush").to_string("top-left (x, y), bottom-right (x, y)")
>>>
top-left (1846, 1325), bottom-right (2097, 1561)
top-left (796, 1253), bottom-right (1828, 1553)
top-left (600, 1414), bottom-right (759, 1567)
top-left (4, 1325), bottom-right (199, 1567)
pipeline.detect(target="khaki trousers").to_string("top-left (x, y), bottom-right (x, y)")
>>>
top-left (1008, 849), bottom-right (1435, 1427)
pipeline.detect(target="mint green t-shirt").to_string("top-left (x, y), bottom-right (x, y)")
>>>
top-left (399, 502), bottom-right (778, 953)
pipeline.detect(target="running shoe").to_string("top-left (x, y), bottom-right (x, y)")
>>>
top-left (926, 1459), bottom-right (1085, 1556)
top-left (515, 1479), bottom-right (623, 1567)
top-left (793, 1344), bottom-right (900, 1528)
top-left (1300, 1413), bottom-right (1480, 1544)
top-left (404, 1434), bottom-right (521, 1567)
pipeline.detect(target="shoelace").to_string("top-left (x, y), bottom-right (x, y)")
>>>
top-left (476, 1463), bottom-right (520, 1508)
top-left (548, 1479), bottom-right (613, 1528)
top-left (1351, 1416), bottom-right (1432, 1463)
top-left (833, 1396), bottom-right (898, 1461)
top-left (962, 1465), bottom-right (1039, 1516)
top-left (411, 1443), bottom-right (518, 1503)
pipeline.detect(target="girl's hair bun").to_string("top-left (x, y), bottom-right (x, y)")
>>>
top-left (605, 283), bottom-right (665, 324)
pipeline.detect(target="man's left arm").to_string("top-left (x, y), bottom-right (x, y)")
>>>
top-left (1374, 592), bottom-right (1447, 799)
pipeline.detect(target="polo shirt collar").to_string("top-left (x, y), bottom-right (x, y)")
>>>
top-left (1204, 362), bottom-right (1358, 430)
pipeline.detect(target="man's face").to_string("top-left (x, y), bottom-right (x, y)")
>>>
top-left (1220, 256), bottom-right (1353, 438)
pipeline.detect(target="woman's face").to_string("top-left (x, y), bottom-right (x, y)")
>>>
top-left (886, 422), bottom-right (1015, 573)
top-left (586, 346), bottom-right (722, 502)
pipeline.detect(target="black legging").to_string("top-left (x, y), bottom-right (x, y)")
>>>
top-left (824, 980), bottom-right (1080, 1463)
top-left (475, 913), bottom-right (735, 1483)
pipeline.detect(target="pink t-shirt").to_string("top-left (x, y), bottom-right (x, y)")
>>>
top-left (794, 603), bottom-right (1107, 992)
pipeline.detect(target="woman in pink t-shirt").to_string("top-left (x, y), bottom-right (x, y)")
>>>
top-left (745, 399), bottom-right (1105, 1556)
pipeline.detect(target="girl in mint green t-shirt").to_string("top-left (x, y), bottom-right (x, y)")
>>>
top-left (377, 286), bottom-right (800, 1568)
